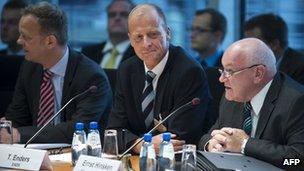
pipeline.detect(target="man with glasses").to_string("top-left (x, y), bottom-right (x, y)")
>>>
top-left (190, 8), bottom-right (227, 67)
top-left (199, 38), bottom-right (304, 170)
top-left (82, 0), bottom-right (136, 69)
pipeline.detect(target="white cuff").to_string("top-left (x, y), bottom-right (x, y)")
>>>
top-left (204, 139), bottom-right (211, 152)
top-left (241, 138), bottom-right (249, 154)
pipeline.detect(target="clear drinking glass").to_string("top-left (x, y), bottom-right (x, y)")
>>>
top-left (102, 129), bottom-right (118, 159)
top-left (181, 144), bottom-right (197, 171)
top-left (0, 120), bottom-right (13, 144)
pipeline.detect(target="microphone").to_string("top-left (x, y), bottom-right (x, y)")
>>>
top-left (24, 85), bottom-right (97, 148)
top-left (118, 97), bottom-right (200, 159)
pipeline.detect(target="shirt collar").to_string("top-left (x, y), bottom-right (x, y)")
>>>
top-left (102, 40), bottom-right (130, 54)
top-left (49, 46), bottom-right (69, 77)
top-left (250, 79), bottom-right (273, 116)
top-left (144, 50), bottom-right (169, 78)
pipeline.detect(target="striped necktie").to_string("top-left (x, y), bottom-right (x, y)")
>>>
top-left (242, 102), bottom-right (252, 135)
top-left (104, 47), bottom-right (119, 69)
top-left (37, 70), bottom-right (54, 127)
top-left (142, 71), bottom-right (156, 128)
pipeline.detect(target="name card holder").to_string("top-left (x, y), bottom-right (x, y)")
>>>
top-left (74, 155), bottom-right (122, 171)
top-left (0, 145), bottom-right (52, 170)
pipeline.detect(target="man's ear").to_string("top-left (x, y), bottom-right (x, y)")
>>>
top-left (166, 26), bottom-right (171, 40)
top-left (45, 35), bottom-right (57, 49)
top-left (253, 65), bottom-right (266, 83)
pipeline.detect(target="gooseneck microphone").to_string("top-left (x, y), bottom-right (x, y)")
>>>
top-left (24, 86), bottom-right (98, 148)
top-left (119, 97), bottom-right (200, 159)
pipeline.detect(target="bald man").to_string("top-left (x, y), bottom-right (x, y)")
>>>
top-left (199, 38), bottom-right (304, 170)
top-left (107, 3), bottom-right (211, 154)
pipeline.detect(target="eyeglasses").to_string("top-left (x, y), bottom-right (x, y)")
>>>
top-left (218, 64), bottom-right (262, 78)
top-left (189, 26), bottom-right (213, 33)
top-left (108, 11), bottom-right (129, 18)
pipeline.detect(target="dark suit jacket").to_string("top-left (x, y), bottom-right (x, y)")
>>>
top-left (279, 47), bottom-right (304, 84)
top-left (202, 67), bottom-right (224, 133)
top-left (107, 45), bottom-right (211, 151)
top-left (5, 48), bottom-right (112, 143)
top-left (0, 54), bottom-right (25, 116)
top-left (199, 72), bottom-right (304, 170)
top-left (81, 42), bottom-right (136, 65)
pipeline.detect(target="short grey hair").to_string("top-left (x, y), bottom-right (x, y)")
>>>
top-left (244, 38), bottom-right (277, 76)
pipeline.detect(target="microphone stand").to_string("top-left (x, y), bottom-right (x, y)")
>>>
top-left (24, 86), bottom-right (96, 148)
top-left (118, 99), bottom-right (199, 159)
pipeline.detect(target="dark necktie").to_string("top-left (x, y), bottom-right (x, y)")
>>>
top-left (142, 71), bottom-right (156, 128)
top-left (37, 70), bottom-right (54, 127)
top-left (242, 102), bottom-right (252, 135)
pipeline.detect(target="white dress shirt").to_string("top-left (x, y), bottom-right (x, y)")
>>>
top-left (48, 47), bottom-right (69, 124)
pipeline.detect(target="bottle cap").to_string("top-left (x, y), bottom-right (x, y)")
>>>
top-left (163, 132), bottom-right (171, 141)
top-left (75, 122), bottom-right (84, 130)
top-left (144, 133), bottom-right (152, 142)
top-left (89, 121), bottom-right (98, 129)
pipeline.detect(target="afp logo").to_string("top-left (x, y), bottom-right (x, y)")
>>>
top-left (283, 158), bottom-right (300, 166)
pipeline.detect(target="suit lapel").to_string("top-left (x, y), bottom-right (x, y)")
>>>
top-left (232, 102), bottom-right (244, 129)
top-left (131, 60), bottom-right (145, 121)
top-left (255, 73), bottom-right (282, 138)
top-left (61, 48), bottom-right (78, 109)
top-left (154, 46), bottom-right (174, 118)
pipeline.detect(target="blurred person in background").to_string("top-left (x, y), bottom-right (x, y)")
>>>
top-left (0, 0), bottom-right (28, 55)
top-left (82, 0), bottom-right (136, 69)
top-left (190, 8), bottom-right (227, 68)
top-left (244, 13), bottom-right (304, 84)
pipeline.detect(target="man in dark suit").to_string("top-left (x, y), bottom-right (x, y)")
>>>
top-left (199, 38), bottom-right (304, 170)
top-left (0, 0), bottom-right (28, 55)
top-left (107, 4), bottom-right (211, 154)
top-left (190, 9), bottom-right (227, 68)
top-left (244, 13), bottom-right (304, 84)
top-left (1, 2), bottom-right (112, 144)
top-left (81, 0), bottom-right (136, 69)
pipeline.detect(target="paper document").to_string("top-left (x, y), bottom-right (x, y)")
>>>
top-left (49, 152), bottom-right (71, 163)
top-left (11, 143), bottom-right (70, 149)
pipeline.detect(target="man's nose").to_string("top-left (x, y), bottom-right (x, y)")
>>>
top-left (17, 36), bottom-right (23, 45)
top-left (143, 36), bottom-right (152, 47)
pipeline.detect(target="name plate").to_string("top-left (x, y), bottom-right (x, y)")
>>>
top-left (74, 155), bottom-right (122, 171)
top-left (0, 145), bottom-right (51, 170)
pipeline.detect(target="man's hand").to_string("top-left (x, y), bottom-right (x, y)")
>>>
top-left (220, 128), bottom-right (249, 153)
top-left (12, 128), bottom-right (21, 143)
top-left (207, 138), bottom-right (224, 152)
top-left (207, 128), bottom-right (232, 152)
top-left (0, 127), bottom-right (20, 144)
top-left (133, 133), bottom-right (185, 154)
top-left (210, 127), bottom-right (249, 153)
